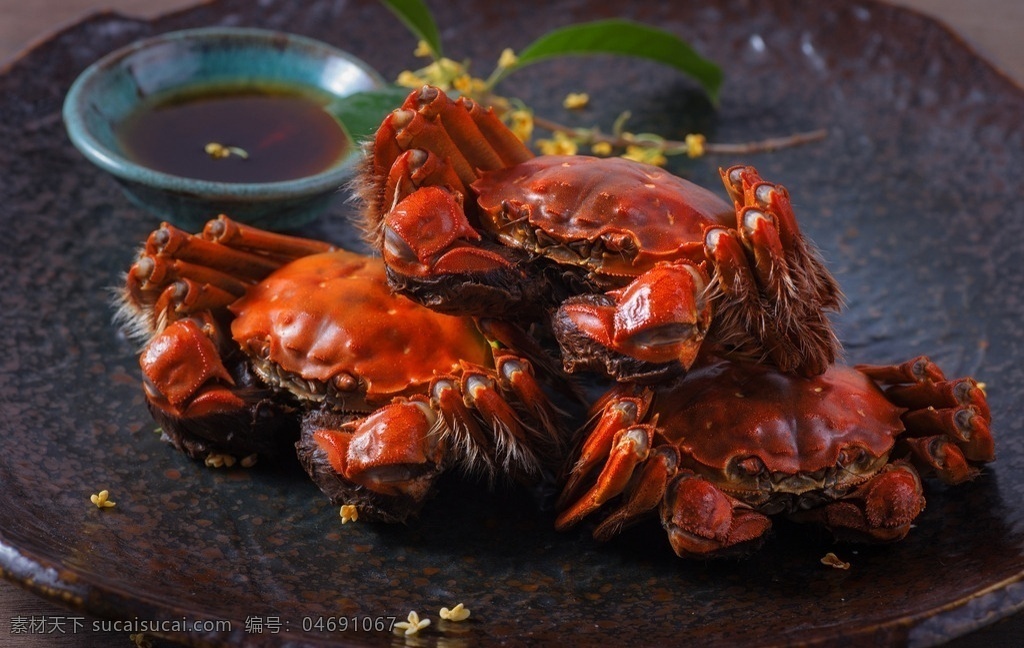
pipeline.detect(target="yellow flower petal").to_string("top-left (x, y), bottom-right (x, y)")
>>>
top-left (622, 144), bottom-right (667, 167)
top-left (507, 110), bottom-right (534, 143)
top-left (396, 70), bottom-right (427, 88)
top-left (414, 40), bottom-right (434, 58)
top-left (340, 504), bottom-right (359, 524)
top-left (439, 603), bottom-right (470, 622)
top-left (821, 552), bottom-right (851, 570)
top-left (685, 133), bottom-right (707, 158)
top-left (394, 611), bottom-right (430, 636)
top-left (497, 48), bottom-right (518, 69)
top-left (90, 490), bottom-right (115, 508)
top-left (536, 132), bottom-right (578, 156)
top-left (563, 92), bottom-right (590, 110)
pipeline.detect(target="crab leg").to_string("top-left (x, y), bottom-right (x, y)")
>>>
top-left (592, 445), bottom-right (678, 541)
top-left (704, 166), bottom-right (843, 376)
top-left (721, 166), bottom-right (800, 252)
top-left (365, 86), bottom-right (532, 231)
top-left (857, 356), bottom-right (994, 481)
top-left (554, 424), bottom-right (654, 531)
top-left (431, 375), bottom-right (496, 470)
top-left (462, 98), bottom-right (533, 166)
top-left (144, 224), bottom-right (284, 280)
top-left (411, 86), bottom-right (509, 174)
top-left (556, 390), bottom-right (649, 510)
top-left (124, 217), bottom-right (339, 337)
top-left (431, 359), bottom-right (566, 478)
top-left (856, 355), bottom-right (946, 384)
top-left (494, 353), bottom-right (566, 446)
top-left (203, 215), bottom-right (335, 259)
top-left (461, 368), bottom-right (545, 471)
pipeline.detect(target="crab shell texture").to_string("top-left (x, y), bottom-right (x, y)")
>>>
top-left (651, 361), bottom-right (905, 509)
top-left (230, 250), bottom-right (491, 410)
top-left (473, 155), bottom-right (736, 284)
top-left (367, 85), bottom-right (842, 383)
top-left (555, 356), bottom-right (993, 557)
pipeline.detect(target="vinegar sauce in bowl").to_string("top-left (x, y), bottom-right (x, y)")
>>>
top-left (116, 84), bottom-right (350, 184)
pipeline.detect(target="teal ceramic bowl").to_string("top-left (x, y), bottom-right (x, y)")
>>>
top-left (63, 27), bottom-right (385, 230)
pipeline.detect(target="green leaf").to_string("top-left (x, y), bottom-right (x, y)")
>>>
top-left (378, 0), bottom-right (444, 58)
top-left (328, 86), bottom-right (413, 143)
top-left (512, 19), bottom-right (722, 103)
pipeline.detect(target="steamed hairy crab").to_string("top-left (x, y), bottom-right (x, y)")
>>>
top-left (119, 216), bottom-right (567, 521)
top-left (554, 356), bottom-right (993, 557)
top-left (360, 85), bottom-right (842, 382)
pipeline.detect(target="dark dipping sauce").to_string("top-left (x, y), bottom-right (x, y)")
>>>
top-left (116, 86), bottom-right (349, 183)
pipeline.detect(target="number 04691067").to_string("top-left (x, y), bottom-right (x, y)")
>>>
top-left (301, 616), bottom-right (397, 632)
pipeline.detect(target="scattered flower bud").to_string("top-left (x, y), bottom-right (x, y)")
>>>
top-left (340, 504), bottom-right (359, 524)
top-left (394, 611), bottom-right (430, 636)
top-left (90, 490), bottom-right (116, 509)
top-left (414, 40), bottom-right (434, 58)
top-left (821, 552), bottom-right (851, 569)
top-left (497, 48), bottom-right (518, 69)
top-left (439, 603), bottom-right (470, 622)
top-left (537, 131), bottom-right (579, 156)
top-left (685, 133), bottom-right (707, 158)
top-left (563, 92), bottom-right (590, 110)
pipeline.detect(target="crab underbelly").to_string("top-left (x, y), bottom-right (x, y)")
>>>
top-left (247, 352), bottom-right (392, 413)
top-left (706, 451), bottom-right (892, 515)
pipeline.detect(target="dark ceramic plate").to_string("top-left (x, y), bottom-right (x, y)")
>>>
top-left (1, 1), bottom-right (1022, 646)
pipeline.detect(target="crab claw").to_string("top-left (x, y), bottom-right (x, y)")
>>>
top-left (140, 319), bottom-right (241, 418)
top-left (140, 318), bottom-right (298, 464)
top-left (795, 462), bottom-right (926, 543)
top-left (382, 186), bottom-right (514, 278)
top-left (661, 472), bottom-right (772, 558)
top-left (553, 263), bottom-right (713, 382)
top-left (298, 400), bottom-right (446, 523)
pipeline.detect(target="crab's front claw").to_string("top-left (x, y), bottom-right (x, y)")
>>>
top-left (382, 186), bottom-right (513, 278)
top-left (795, 462), bottom-right (925, 543)
top-left (382, 186), bottom-right (529, 317)
top-left (661, 472), bottom-right (772, 558)
top-left (141, 319), bottom-right (241, 418)
top-left (140, 318), bottom-right (298, 465)
top-left (552, 263), bottom-right (713, 383)
top-left (297, 400), bottom-right (446, 523)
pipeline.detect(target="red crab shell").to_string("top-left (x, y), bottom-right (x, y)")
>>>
top-left (556, 354), bottom-right (992, 556)
top-left (229, 250), bottom-right (491, 405)
top-left (473, 155), bottom-right (736, 280)
top-left (651, 360), bottom-right (905, 507)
